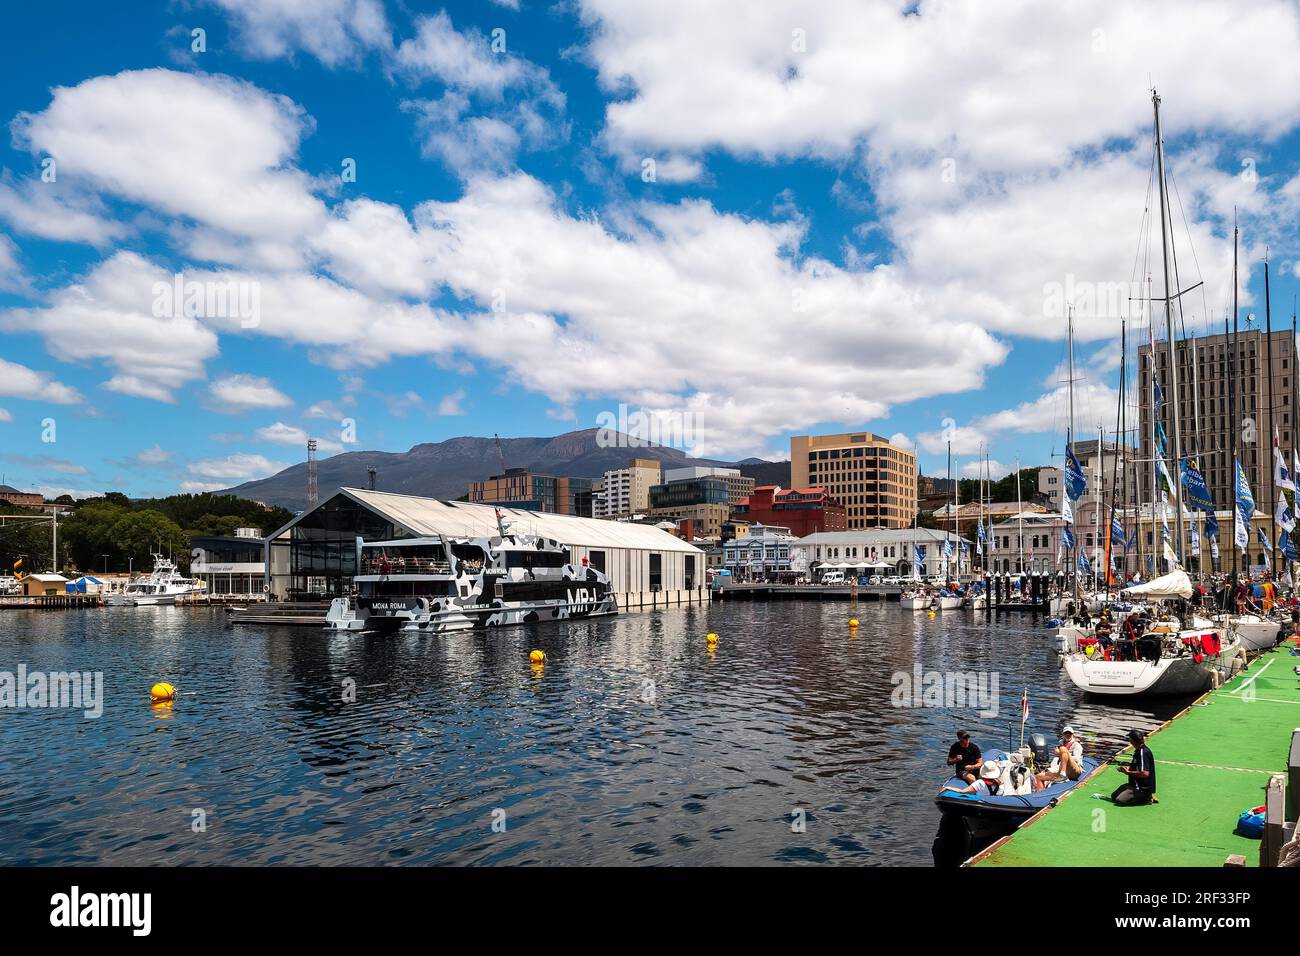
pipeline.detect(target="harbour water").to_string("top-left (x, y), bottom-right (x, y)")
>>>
top-left (0, 602), bottom-right (1188, 865)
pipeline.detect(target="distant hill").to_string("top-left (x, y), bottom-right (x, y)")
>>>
top-left (735, 458), bottom-right (791, 488)
top-left (221, 429), bottom-right (783, 510)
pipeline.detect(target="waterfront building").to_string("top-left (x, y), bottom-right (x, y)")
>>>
top-left (722, 524), bottom-right (796, 580)
top-left (594, 458), bottom-right (662, 518)
top-left (467, 468), bottom-right (593, 516)
top-left (733, 485), bottom-right (847, 536)
top-left (1138, 328), bottom-right (1295, 518)
top-left (0, 484), bottom-right (44, 510)
top-left (791, 528), bottom-right (970, 579)
top-left (189, 526), bottom-right (267, 597)
top-left (663, 465), bottom-right (755, 504)
top-left (934, 500), bottom-right (1047, 533)
top-left (789, 432), bottom-right (918, 529)
top-left (21, 573), bottom-right (68, 596)
top-left (264, 487), bottom-right (705, 610)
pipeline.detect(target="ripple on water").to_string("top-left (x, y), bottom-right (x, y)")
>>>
top-left (0, 601), bottom-right (1183, 865)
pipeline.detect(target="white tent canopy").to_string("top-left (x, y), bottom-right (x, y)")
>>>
top-left (1121, 568), bottom-right (1193, 601)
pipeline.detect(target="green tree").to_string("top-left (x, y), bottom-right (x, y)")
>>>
top-left (106, 510), bottom-right (190, 572)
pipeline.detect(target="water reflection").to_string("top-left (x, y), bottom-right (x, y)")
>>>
top-left (0, 601), bottom-right (1185, 865)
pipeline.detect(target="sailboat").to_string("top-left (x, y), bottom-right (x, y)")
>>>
top-left (1061, 90), bottom-right (1243, 697)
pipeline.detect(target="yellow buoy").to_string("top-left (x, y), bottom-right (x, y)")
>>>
top-left (529, 649), bottom-right (546, 665)
top-left (150, 681), bottom-right (175, 702)
top-left (706, 632), bottom-right (718, 645)
top-left (849, 619), bottom-right (859, 628)
top-left (927, 610), bottom-right (936, 619)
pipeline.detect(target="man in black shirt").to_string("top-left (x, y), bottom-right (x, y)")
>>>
top-left (1111, 729), bottom-right (1157, 805)
top-left (947, 731), bottom-right (983, 783)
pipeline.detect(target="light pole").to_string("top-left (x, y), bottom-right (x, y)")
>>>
top-left (102, 554), bottom-right (109, 575)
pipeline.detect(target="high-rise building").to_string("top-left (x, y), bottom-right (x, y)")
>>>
top-left (789, 432), bottom-right (918, 529)
top-left (595, 458), bottom-right (662, 518)
top-left (1138, 328), bottom-right (1296, 516)
top-left (645, 476), bottom-right (731, 538)
top-left (467, 468), bottom-right (593, 516)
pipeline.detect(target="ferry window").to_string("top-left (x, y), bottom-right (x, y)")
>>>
top-left (587, 550), bottom-right (606, 573)
top-left (649, 553), bottom-right (663, 591)
top-left (506, 550), bottom-right (565, 570)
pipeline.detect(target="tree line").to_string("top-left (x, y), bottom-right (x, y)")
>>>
top-left (0, 493), bottom-right (293, 576)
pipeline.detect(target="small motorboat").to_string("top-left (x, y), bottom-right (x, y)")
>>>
top-left (935, 744), bottom-right (1101, 823)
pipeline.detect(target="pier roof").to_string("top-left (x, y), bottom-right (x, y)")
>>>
top-left (299, 487), bottom-right (703, 553)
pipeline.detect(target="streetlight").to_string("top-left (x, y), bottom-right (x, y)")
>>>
top-left (102, 554), bottom-right (109, 575)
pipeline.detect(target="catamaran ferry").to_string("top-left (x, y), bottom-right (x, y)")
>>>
top-left (326, 512), bottom-right (618, 633)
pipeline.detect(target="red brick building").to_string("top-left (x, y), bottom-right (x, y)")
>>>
top-left (732, 486), bottom-right (847, 537)
top-left (0, 485), bottom-right (43, 510)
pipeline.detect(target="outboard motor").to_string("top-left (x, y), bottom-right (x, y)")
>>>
top-left (1029, 732), bottom-right (1051, 769)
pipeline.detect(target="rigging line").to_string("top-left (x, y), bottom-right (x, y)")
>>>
top-left (1166, 161), bottom-right (1213, 339)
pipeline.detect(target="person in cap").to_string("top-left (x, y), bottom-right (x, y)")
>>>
top-left (946, 730), bottom-right (983, 784)
top-left (942, 760), bottom-right (1003, 797)
top-left (1111, 729), bottom-right (1157, 805)
top-left (1032, 726), bottom-right (1084, 791)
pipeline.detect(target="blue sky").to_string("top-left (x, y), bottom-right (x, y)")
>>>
top-left (3, 0), bottom-right (1300, 499)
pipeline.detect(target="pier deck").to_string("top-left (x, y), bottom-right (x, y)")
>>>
top-left (972, 640), bottom-right (1300, 867)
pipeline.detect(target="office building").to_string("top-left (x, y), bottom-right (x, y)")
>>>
top-left (789, 432), bottom-right (918, 529)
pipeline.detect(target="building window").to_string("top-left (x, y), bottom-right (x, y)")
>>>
top-left (588, 550), bottom-right (606, 574)
top-left (649, 553), bottom-right (662, 592)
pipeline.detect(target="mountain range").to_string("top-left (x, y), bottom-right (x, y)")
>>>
top-left (222, 429), bottom-right (790, 510)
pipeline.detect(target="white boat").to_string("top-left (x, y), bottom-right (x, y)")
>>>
top-left (332, 513), bottom-right (617, 634)
top-left (1217, 613), bottom-right (1281, 653)
top-left (0, 573), bottom-right (20, 596)
top-left (899, 592), bottom-right (930, 610)
top-left (937, 594), bottom-right (964, 611)
top-left (1062, 628), bottom-right (1244, 696)
top-left (1061, 570), bottom-right (1247, 696)
top-left (105, 555), bottom-right (205, 606)
top-left (968, 592), bottom-right (988, 610)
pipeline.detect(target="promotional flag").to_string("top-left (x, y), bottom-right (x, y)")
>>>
top-left (1279, 489), bottom-right (1296, 534)
top-left (1155, 421), bottom-right (1169, 458)
top-left (1205, 511), bottom-right (1219, 540)
top-left (975, 521), bottom-right (984, 556)
top-left (1179, 458), bottom-right (1216, 511)
top-left (1077, 551), bottom-right (1092, 575)
top-left (1157, 457), bottom-right (1176, 496)
top-left (1060, 525), bottom-right (1076, 550)
top-left (960, 539), bottom-right (970, 555)
top-left (1190, 520), bottom-right (1201, 557)
top-left (1110, 514), bottom-right (1126, 548)
top-left (1257, 526), bottom-right (1271, 553)
top-left (914, 545), bottom-right (925, 566)
top-left (1061, 492), bottom-right (1074, 525)
top-left (1282, 531), bottom-right (1300, 563)
top-left (1210, 535), bottom-right (1220, 561)
top-left (943, 538), bottom-right (953, 560)
top-left (1235, 458), bottom-right (1254, 551)
top-left (1064, 447), bottom-right (1087, 501)
top-left (1276, 429), bottom-right (1296, 492)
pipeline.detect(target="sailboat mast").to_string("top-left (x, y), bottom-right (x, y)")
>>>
top-left (1231, 221), bottom-right (1240, 577)
top-left (1152, 90), bottom-right (1186, 562)
top-left (1265, 255), bottom-right (1279, 575)
top-left (1067, 305), bottom-right (1078, 593)
top-left (1016, 456), bottom-right (1025, 575)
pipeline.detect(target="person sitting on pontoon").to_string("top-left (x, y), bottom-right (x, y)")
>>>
top-left (1032, 726), bottom-right (1083, 791)
top-left (1111, 729), bottom-right (1158, 806)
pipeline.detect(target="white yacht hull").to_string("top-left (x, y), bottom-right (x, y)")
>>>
top-left (899, 595), bottom-right (930, 610)
top-left (1223, 615), bottom-right (1280, 652)
top-left (938, 595), bottom-right (963, 610)
top-left (1062, 633), bottom-right (1244, 697)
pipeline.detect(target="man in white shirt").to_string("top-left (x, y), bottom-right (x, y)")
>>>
top-left (1032, 726), bottom-right (1084, 790)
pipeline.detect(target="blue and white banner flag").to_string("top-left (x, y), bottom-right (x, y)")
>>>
top-left (1235, 458), bottom-right (1254, 552)
top-left (1278, 489), bottom-right (1295, 534)
top-left (1060, 525), bottom-right (1076, 550)
top-left (1179, 458), bottom-right (1215, 511)
top-left (943, 538), bottom-right (953, 560)
top-left (1077, 551), bottom-right (1092, 575)
top-left (1257, 526), bottom-right (1271, 553)
top-left (1064, 447), bottom-right (1087, 501)
top-left (1282, 530), bottom-right (1300, 563)
top-left (1276, 430), bottom-right (1296, 492)
top-left (1110, 514), bottom-right (1126, 547)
